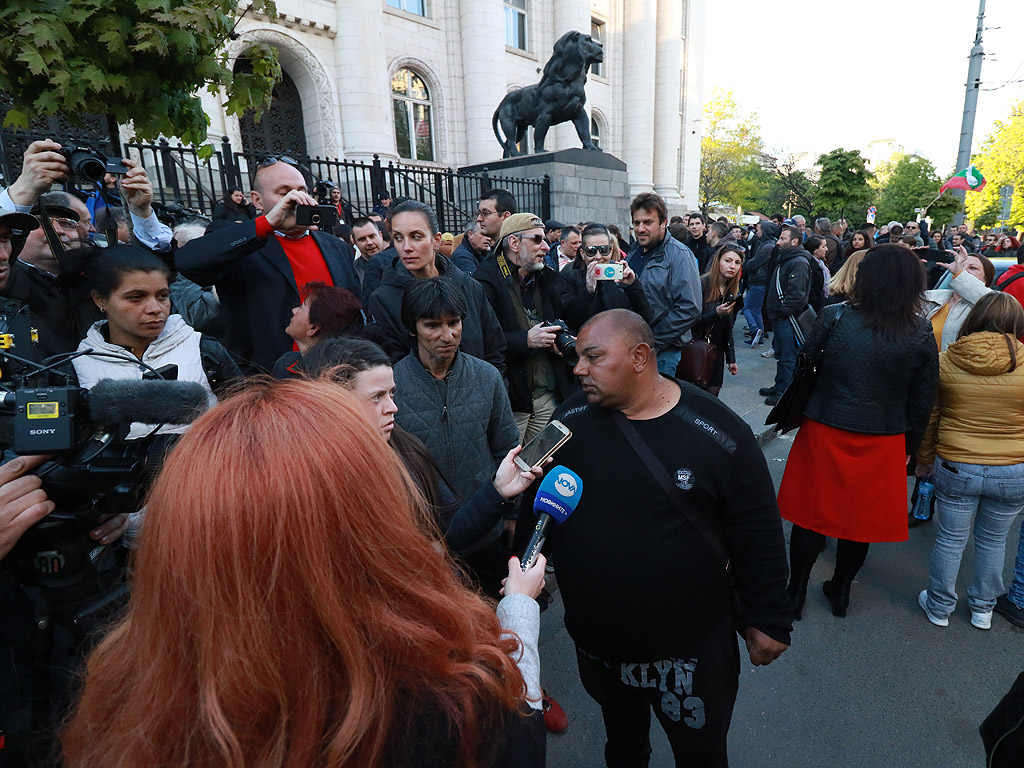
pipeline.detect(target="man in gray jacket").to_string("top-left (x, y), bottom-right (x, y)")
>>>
top-left (626, 192), bottom-right (702, 374)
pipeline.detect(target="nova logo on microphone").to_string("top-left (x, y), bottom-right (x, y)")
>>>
top-left (521, 466), bottom-right (583, 570)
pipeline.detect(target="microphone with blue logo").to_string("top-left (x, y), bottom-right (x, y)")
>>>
top-left (521, 466), bottom-right (582, 571)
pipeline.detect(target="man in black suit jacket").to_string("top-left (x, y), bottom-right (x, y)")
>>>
top-left (176, 159), bottom-right (360, 371)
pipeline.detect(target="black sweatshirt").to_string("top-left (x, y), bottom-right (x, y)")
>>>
top-left (517, 382), bottom-right (793, 661)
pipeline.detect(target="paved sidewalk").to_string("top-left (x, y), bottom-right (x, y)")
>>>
top-left (717, 325), bottom-right (779, 446)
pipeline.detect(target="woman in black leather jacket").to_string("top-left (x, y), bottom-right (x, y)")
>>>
top-left (776, 245), bottom-right (939, 618)
top-left (691, 243), bottom-right (743, 396)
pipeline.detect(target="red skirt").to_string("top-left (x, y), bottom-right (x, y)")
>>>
top-left (777, 419), bottom-right (908, 543)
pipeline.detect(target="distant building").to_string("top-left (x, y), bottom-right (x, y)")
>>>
top-left (197, 0), bottom-right (707, 208)
top-left (865, 138), bottom-right (905, 171)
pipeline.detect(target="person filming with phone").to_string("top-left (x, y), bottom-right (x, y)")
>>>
top-left (690, 243), bottom-right (744, 397)
top-left (175, 156), bottom-right (360, 372)
top-left (554, 223), bottom-right (652, 331)
top-left (515, 308), bottom-right (792, 768)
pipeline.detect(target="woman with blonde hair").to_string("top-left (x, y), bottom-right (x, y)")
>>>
top-left (916, 293), bottom-right (1024, 630)
top-left (825, 249), bottom-right (867, 305)
top-left (62, 379), bottom-right (547, 768)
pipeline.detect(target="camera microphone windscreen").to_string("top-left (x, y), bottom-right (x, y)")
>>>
top-left (86, 379), bottom-right (210, 426)
top-left (522, 465), bottom-right (582, 570)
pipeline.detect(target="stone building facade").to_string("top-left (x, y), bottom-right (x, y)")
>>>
top-left (200, 0), bottom-right (706, 210)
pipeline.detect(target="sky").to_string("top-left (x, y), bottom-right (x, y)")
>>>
top-left (702, 0), bottom-right (1024, 174)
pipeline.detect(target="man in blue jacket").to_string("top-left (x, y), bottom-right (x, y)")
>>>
top-left (626, 192), bottom-right (702, 375)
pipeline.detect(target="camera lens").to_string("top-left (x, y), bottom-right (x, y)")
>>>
top-left (311, 213), bottom-right (321, 224)
top-left (68, 148), bottom-right (107, 182)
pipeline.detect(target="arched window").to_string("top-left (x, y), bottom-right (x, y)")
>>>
top-left (391, 69), bottom-right (434, 162)
top-left (590, 116), bottom-right (602, 149)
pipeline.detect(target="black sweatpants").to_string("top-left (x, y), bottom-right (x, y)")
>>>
top-left (575, 620), bottom-right (740, 768)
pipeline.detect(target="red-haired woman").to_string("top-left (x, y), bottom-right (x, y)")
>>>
top-left (62, 379), bottom-right (547, 767)
top-left (272, 281), bottom-right (365, 378)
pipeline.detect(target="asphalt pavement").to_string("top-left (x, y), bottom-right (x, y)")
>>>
top-left (537, 331), bottom-right (1024, 767)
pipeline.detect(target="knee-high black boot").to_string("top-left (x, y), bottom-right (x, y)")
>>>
top-left (788, 525), bottom-right (826, 621)
top-left (823, 540), bottom-right (870, 618)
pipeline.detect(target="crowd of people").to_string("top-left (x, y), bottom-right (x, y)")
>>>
top-left (0, 136), bottom-right (1022, 767)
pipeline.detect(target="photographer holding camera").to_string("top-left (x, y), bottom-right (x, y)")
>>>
top-left (175, 156), bottom-right (360, 372)
top-left (475, 212), bottom-right (576, 442)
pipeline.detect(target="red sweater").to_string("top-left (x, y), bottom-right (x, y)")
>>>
top-left (255, 215), bottom-right (333, 296)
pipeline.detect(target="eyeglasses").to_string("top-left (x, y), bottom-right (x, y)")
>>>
top-left (255, 155), bottom-right (298, 169)
top-left (583, 244), bottom-right (612, 256)
top-left (720, 244), bottom-right (746, 256)
top-left (513, 233), bottom-right (545, 244)
top-left (477, 208), bottom-right (497, 218)
top-left (40, 216), bottom-right (79, 230)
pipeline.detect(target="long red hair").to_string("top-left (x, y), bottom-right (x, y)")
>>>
top-left (62, 379), bottom-right (524, 768)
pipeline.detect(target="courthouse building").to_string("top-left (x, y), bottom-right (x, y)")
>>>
top-left (201, 0), bottom-right (705, 209)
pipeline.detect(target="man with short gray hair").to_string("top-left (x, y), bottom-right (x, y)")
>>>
top-left (450, 220), bottom-right (491, 275)
top-left (815, 217), bottom-right (842, 267)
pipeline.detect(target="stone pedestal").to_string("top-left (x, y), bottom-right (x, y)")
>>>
top-left (460, 149), bottom-right (631, 232)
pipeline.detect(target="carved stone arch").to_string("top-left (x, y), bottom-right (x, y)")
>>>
top-left (226, 27), bottom-right (341, 159)
top-left (387, 56), bottom-right (448, 165)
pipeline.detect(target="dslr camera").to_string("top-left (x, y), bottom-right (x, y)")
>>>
top-left (545, 319), bottom-right (578, 366)
top-left (58, 145), bottom-right (126, 183)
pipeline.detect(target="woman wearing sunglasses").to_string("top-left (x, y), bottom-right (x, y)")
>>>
top-left (553, 223), bottom-right (651, 331)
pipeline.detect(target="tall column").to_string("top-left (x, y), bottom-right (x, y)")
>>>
top-left (335, 0), bottom-right (393, 161)
top-left (621, 0), bottom-right (657, 194)
top-left (652, 0), bottom-right (682, 200)
top-left (678, 0), bottom-right (706, 208)
top-left (460, 0), bottom-right (506, 165)
top-left (550, 0), bottom-right (592, 152)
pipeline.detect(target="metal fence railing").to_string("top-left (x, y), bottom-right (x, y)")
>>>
top-left (121, 137), bottom-right (551, 232)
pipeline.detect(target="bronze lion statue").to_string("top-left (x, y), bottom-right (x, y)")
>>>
top-left (492, 30), bottom-right (604, 158)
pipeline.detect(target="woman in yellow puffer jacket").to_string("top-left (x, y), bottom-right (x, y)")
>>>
top-left (916, 293), bottom-right (1024, 630)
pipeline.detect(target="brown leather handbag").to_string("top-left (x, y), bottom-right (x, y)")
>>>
top-left (675, 337), bottom-right (718, 389)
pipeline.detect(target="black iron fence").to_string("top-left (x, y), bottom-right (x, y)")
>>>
top-left (120, 136), bottom-right (550, 232)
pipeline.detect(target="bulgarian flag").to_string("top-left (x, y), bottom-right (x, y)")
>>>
top-left (940, 164), bottom-right (987, 194)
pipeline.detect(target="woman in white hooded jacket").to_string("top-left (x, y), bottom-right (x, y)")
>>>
top-left (72, 245), bottom-right (240, 441)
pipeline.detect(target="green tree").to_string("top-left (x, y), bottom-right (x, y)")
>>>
top-left (0, 0), bottom-right (281, 150)
top-left (744, 152), bottom-right (816, 219)
top-left (965, 100), bottom-right (1024, 229)
top-left (874, 153), bottom-right (961, 228)
top-left (814, 148), bottom-right (874, 221)
top-left (699, 88), bottom-right (763, 216)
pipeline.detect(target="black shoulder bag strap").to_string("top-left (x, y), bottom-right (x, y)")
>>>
top-left (996, 270), bottom-right (1024, 292)
top-left (610, 409), bottom-right (730, 575)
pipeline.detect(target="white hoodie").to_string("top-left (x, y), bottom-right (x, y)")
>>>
top-left (72, 314), bottom-right (216, 439)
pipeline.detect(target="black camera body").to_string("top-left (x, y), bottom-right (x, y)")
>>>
top-left (545, 319), bottom-right (579, 366)
top-left (58, 145), bottom-right (125, 182)
top-left (294, 204), bottom-right (338, 229)
top-left (10, 387), bottom-right (81, 453)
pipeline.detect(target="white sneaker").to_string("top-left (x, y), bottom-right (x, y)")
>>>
top-left (918, 590), bottom-right (949, 627)
top-left (970, 610), bottom-right (992, 630)
top-left (760, 349), bottom-right (775, 358)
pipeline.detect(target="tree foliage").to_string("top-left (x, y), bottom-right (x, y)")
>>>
top-left (965, 100), bottom-right (1024, 229)
top-left (874, 153), bottom-right (961, 228)
top-left (743, 152), bottom-right (816, 219)
top-left (699, 88), bottom-right (763, 216)
top-left (0, 0), bottom-right (281, 150)
top-left (814, 148), bottom-right (874, 221)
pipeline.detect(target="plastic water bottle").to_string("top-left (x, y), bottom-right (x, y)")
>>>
top-left (913, 481), bottom-right (934, 520)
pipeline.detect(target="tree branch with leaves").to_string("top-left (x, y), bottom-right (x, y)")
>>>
top-left (0, 0), bottom-right (281, 152)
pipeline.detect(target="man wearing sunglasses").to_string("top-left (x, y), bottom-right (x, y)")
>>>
top-left (475, 213), bottom-right (573, 441)
top-left (176, 156), bottom-right (360, 372)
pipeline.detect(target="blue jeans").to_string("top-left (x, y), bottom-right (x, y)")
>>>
top-left (772, 318), bottom-right (797, 394)
top-left (1007, 516), bottom-right (1024, 609)
top-left (741, 285), bottom-right (766, 336)
top-left (657, 348), bottom-right (681, 376)
top-left (924, 459), bottom-right (1024, 618)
